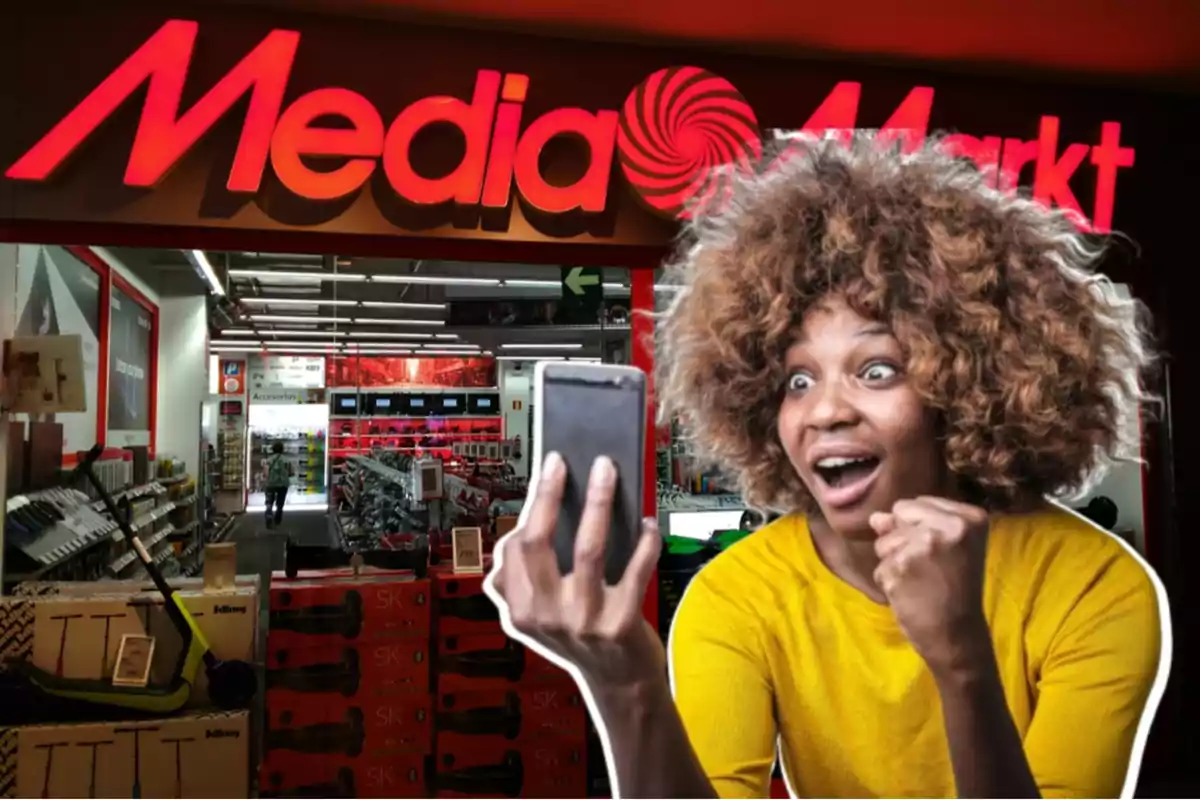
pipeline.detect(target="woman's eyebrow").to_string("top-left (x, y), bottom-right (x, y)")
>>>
top-left (856, 324), bottom-right (891, 338)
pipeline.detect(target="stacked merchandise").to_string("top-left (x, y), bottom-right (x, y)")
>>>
top-left (432, 569), bottom-right (587, 798)
top-left (0, 577), bottom-right (260, 798)
top-left (259, 570), bottom-right (433, 798)
top-left (4, 468), bottom-right (194, 586)
top-left (218, 429), bottom-right (245, 492)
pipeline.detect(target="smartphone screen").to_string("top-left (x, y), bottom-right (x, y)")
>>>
top-left (537, 362), bottom-right (646, 585)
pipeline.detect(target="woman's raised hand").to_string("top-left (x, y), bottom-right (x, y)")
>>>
top-left (484, 452), bottom-right (665, 691)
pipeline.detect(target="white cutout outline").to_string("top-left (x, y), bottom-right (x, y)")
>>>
top-left (483, 365), bottom-right (1173, 800)
top-left (483, 359), bottom-right (648, 799)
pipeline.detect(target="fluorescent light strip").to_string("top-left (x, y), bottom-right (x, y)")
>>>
top-left (420, 348), bottom-right (490, 356)
top-left (239, 297), bottom-right (358, 307)
top-left (245, 330), bottom-right (348, 338)
top-left (360, 301), bottom-right (447, 310)
top-left (353, 318), bottom-right (446, 327)
top-left (501, 279), bottom-right (559, 288)
top-left (346, 331), bottom-right (433, 340)
top-left (369, 275), bottom-right (500, 286)
top-left (189, 250), bottom-right (226, 297)
top-left (250, 315), bottom-right (347, 323)
top-left (499, 343), bottom-right (584, 350)
top-left (229, 269), bottom-right (367, 281)
top-left (495, 356), bottom-right (602, 362)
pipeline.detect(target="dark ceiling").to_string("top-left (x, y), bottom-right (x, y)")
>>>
top-left (208, 0), bottom-right (1200, 89)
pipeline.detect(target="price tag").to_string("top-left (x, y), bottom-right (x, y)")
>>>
top-left (452, 527), bottom-right (484, 575)
top-left (112, 634), bottom-right (156, 687)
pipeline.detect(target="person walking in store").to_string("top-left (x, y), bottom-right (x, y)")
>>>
top-left (484, 133), bottom-right (1169, 799)
top-left (263, 441), bottom-right (293, 530)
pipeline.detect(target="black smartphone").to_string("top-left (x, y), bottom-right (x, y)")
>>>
top-left (531, 361), bottom-right (647, 585)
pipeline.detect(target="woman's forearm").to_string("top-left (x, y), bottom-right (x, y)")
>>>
top-left (591, 676), bottom-right (717, 800)
top-left (934, 637), bottom-right (1040, 799)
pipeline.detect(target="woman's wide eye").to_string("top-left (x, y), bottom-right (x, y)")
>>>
top-left (861, 362), bottom-right (899, 382)
top-left (786, 372), bottom-right (813, 392)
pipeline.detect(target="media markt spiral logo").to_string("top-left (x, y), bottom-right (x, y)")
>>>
top-left (617, 67), bottom-right (763, 220)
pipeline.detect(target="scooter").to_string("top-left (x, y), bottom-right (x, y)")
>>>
top-left (3, 444), bottom-right (256, 718)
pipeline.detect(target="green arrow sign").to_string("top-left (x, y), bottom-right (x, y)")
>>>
top-left (563, 266), bottom-right (601, 296)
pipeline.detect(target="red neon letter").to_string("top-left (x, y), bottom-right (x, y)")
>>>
top-left (1032, 115), bottom-right (1090, 225)
top-left (874, 87), bottom-right (934, 152)
top-left (6, 20), bottom-right (299, 191)
top-left (942, 134), bottom-right (1003, 187)
top-left (767, 83), bottom-right (934, 168)
top-left (513, 109), bottom-right (618, 213)
top-left (1089, 122), bottom-right (1134, 234)
top-left (381, 70), bottom-right (500, 205)
top-left (269, 88), bottom-right (384, 200)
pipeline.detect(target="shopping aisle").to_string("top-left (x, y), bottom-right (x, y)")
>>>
top-left (229, 507), bottom-right (335, 549)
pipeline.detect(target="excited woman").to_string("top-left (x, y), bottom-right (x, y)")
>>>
top-left (485, 133), bottom-right (1169, 799)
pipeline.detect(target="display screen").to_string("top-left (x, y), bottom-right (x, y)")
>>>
top-left (444, 397), bottom-right (458, 407)
top-left (468, 393), bottom-right (500, 415)
top-left (376, 398), bottom-right (391, 408)
top-left (410, 398), bottom-right (424, 407)
top-left (339, 398), bottom-right (355, 409)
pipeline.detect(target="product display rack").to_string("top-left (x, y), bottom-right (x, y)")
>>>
top-left (328, 387), bottom-right (504, 507)
top-left (3, 473), bottom-right (198, 586)
top-left (218, 428), bottom-right (246, 491)
top-left (248, 430), bottom-right (328, 496)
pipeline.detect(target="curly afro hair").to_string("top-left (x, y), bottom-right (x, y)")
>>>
top-left (654, 131), bottom-right (1155, 515)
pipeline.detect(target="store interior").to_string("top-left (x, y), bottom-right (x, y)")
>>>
top-left (0, 244), bottom-right (1151, 798)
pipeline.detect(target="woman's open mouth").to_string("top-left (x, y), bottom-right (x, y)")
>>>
top-left (813, 456), bottom-right (882, 509)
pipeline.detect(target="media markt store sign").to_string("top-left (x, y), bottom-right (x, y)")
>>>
top-left (0, 10), bottom-right (1142, 248)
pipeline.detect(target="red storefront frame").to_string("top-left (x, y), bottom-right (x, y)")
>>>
top-left (52, 245), bottom-right (160, 462)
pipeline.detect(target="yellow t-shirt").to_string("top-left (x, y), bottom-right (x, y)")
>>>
top-left (669, 504), bottom-right (1165, 799)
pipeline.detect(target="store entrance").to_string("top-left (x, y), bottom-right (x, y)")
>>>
top-left (198, 253), bottom-right (640, 565)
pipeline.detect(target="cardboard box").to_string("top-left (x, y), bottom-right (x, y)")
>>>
top-left (266, 637), bottom-right (431, 698)
top-left (268, 574), bottom-right (431, 649)
top-left (0, 583), bottom-right (258, 709)
top-left (0, 710), bottom-right (249, 798)
top-left (436, 633), bottom-right (572, 694)
top-left (259, 751), bottom-right (429, 798)
top-left (264, 695), bottom-right (433, 759)
top-left (436, 686), bottom-right (587, 742)
top-left (433, 573), bottom-right (502, 637)
top-left (433, 738), bottom-right (586, 799)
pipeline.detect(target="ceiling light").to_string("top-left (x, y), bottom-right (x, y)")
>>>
top-left (351, 349), bottom-right (417, 356)
top-left (415, 349), bottom-right (490, 356)
top-left (496, 355), bottom-right (602, 362)
top-left (209, 340), bottom-right (262, 347)
top-left (250, 314), bottom-right (348, 323)
top-left (421, 344), bottom-right (479, 351)
top-left (229, 269), bottom-right (367, 282)
top-left (654, 284), bottom-right (681, 292)
top-left (501, 279), bottom-right (559, 288)
top-left (239, 297), bottom-right (359, 307)
top-left (257, 330), bottom-right (348, 338)
top-left (433, 333), bottom-right (459, 340)
top-left (210, 345), bottom-right (261, 352)
top-left (353, 318), bottom-right (446, 327)
top-left (360, 300), bottom-right (447, 310)
top-left (369, 275), bottom-right (501, 286)
top-left (499, 343), bottom-right (584, 350)
top-left (188, 250), bottom-right (226, 297)
top-left (603, 282), bottom-right (629, 292)
top-left (346, 331), bottom-right (433, 339)
top-left (258, 341), bottom-right (344, 348)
